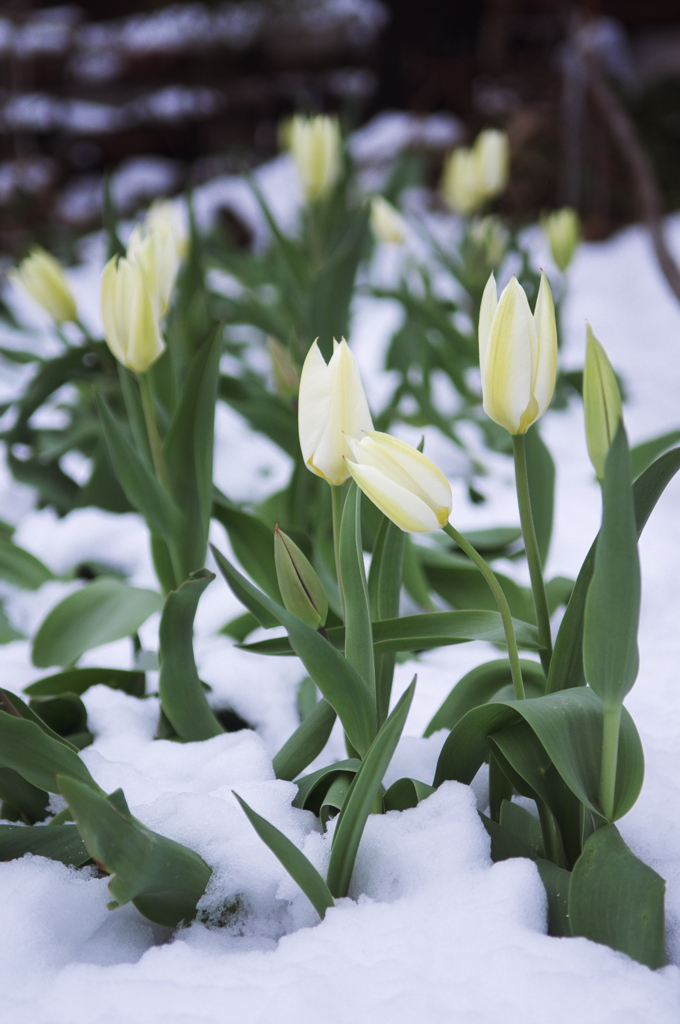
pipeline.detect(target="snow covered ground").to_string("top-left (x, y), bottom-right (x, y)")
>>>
top-left (2, 190), bottom-right (680, 1022)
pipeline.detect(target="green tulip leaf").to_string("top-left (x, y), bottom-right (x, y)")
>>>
top-left (434, 688), bottom-right (643, 823)
top-left (383, 777), bottom-right (435, 812)
top-left (212, 544), bottom-right (376, 756)
top-left (525, 424), bottom-right (556, 566)
top-left (272, 698), bottom-right (337, 782)
top-left (58, 776), bottom-right (212, 928)
top-left (32, 578), bottom-right (163, 669)
top-left (0, 702), bottom-right (97, 795)
top-left (569, 824), bottom-right (666, 969)
top-left (293, 759), bottom-right (362, 814)
top-left (25, 667), bottom-right (145, 699)
top-left (583, 426), bottom-right (640, 704)
top-left (423, 658), bottom-right (546, 737)
top-left (368, 513), bottom-right (406, 726)
top-left (548, 444), bottom-right (680, 693)
top-left (630, 427), bottom-right (680, 480)
top-left (97, 395), bottom-right (184, 546)
top-left (340, 484), bottom-right (375, 691)
top-left (0, 823), bottom-right (89, 867)
top-left (0, 540), bottom-right (54, 590)
top-left (158, 570), bottom-right (223, 742)
top-left (233, 792), bottom-right (335, 921)
top-left (213, 498), bottom-right (281, 603)
top-left (326, 679), bottom-right (415, 899)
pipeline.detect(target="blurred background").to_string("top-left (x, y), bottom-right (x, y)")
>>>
top-left (1, 0), bottom-right (680, 253)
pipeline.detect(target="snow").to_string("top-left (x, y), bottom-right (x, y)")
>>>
top-left (2, 163), bottom-right (680, 1021)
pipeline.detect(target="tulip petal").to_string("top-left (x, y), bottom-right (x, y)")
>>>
top-left (100, 256), bottom-right (127, 367)
top-left (298, 340), bottom-right (332, 476)
top-left (345, 461), bottom-right (442, 533)
top-left (484, 277), bottom-right (537, 434)
top-left (532, 272), bottom-right (558, 419)
top-left (478, 273), bottom-right (497, 371)
top-left (350, 431), bottom-right (451, 522)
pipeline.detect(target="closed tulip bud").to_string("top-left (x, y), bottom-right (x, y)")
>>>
top-left (345, 430), bottom-right (452, 533)
top-left (127, 220), bottom-right (184, 318)
top-left (479, 271), bottom-right (558, 435)
top-left (9, 247), bottom-right (77, 324)
top-left (267, 336), bottom-right (300, 399)
top-left (100, 254), bottom-right (165, 373)
top-left (474, 129), bottom-right (510, 199)
top-left (370, 195), bottom-right (407, 245)
top-left (583, 325), bottom-right (622, 481)
top-left (289, 114), bottom-right (342, 203)
top-left (274, 525), bottom-right (328, 628)
top-left (298, 338), bottom-right (373, 486)
top-left (441, 147), bottom-right (483, 216)
top-left (543, 207), bottom-right (580, 273)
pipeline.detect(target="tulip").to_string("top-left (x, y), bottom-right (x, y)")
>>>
top-left (478, 272), bottom-right (558, 435)
top-left (100, 254), bottom-right (165, 373)
top-left (583, 324), bottom-right (622, 481)
top-left (345, 431), bottom-right (452, 533)
top-left (127, 217), bottom-right (184, 318)
top-left (289, 114), bottom-right (342, 203)
top-left (298, 338), bottom-right (373, 486)
top-left (441, 147), bottom-right (483, 216)
top-left (543, 207), bottom-right (580, 273)
top-left (370, 195), bottom-right (407, 245)
top-left (9, 247), bottom-right (77, 324)
top-left (474, 129), bottom-right (510, 198)
top-left (274, 525), bottom-right (328, 628)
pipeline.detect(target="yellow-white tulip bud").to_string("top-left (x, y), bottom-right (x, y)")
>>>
top-left (474, 129), bottom-right (510, 199)
top-left (298, 338), bottom-right (373, 487)
top-left (274, 525), bottom-right (328, 628)
top-left (9, 247), bottom-right (77, 324)
top-left (127, 215), bottom-right (184, 318)
top-left (290, 114), bottom-right (342, 203)
top-left (441, 147), bottom-right (483, 216)
top-left (479, 272), bottom-right (558, 435)
top-left (345, 431), bottom-right (452, 533)
top-left (370, 195), bottom-right (407, 245)
top-left (543, 207), bottom-right (580, 273)
top-left (583, 325), bottom-right (622, 481)
top-left (100, 254), bottom-right (165, 373)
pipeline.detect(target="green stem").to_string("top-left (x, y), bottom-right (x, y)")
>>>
top-left (512, 433), bottom-right (553, 674)
top-left (600, 703), bottom-right (622, 822)
top-left (138, 371), bottom-right (169, 488)
top-left (443, 522), bottom-right (525, 700)
top-left (331, 483), bottom-right (345, 618)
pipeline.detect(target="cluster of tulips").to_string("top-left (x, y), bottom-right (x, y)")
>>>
top-left (1, 113), bottom-right (672, 972)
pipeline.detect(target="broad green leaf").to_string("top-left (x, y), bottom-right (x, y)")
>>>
top-left (213, 499), bottom-right (280, 601)
top-left (368, 513), bottom-right (406, 726)
top-left (0, 540), bottom-right (54, 589)
top-left (498, 799), bottom-right (545, 859)
top-left (583, 426), bottom-right (640, 704)
top-left (423, 658), bottom-right (545, 736)
top-left (631, 427), bottom-right (680, 480)
top-left (434, 688), bottom-right (643, 822)
top-left (340, 485), bottom-right (375, 692)
top-left (536, 859), bottom-right (572, 938)
top-left (32, 578), bottom-right (163, 669)
top-left (29, 693), bottom-right (88, 743)
top-left (525, 424), bottom-right (555, 566)
top-left (320, 773), bottom-right (354, 828)
top-left (569, 824), bottom-right (666, 969)
top-left (548, 445), bottom-right (680, 693)
top-left (293, 759), bottom-right (362, 813)
top-left (25, 667), bottom-right (145, 699)
top-left (272, 699), bottom-right (337, 782)
top-left (0, 823), bottom-right (89, 866)
top-left (0, 768), bottom-right (49, 823)
top-left (97, 395), bottom-right (184, 545)
top-left (383, 777), bottom-right (434, 812)
top-left (58, 776), bottom-right (212, 928)
top-left (240, 610), bottom-right (541, 657)
top-left (419, 545), bottom-right (535, 624)
top-left (0, 707), bottom-right (97, 794)
top-left (158, 570), bottom-right (223, 742)
top-left (212, 545), bottom-right (376, 756)
top-left (326, 680), bottom-right (415, 899)
top-left (1, 687), bottom-right (79, 751)
top-left (163, 330), bottom-right (222, 578)
top-left (233, 792), bottom-right (334, 920)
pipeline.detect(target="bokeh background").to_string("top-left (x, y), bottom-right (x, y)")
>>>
top-left (2, 0), bottom-right (680, 253)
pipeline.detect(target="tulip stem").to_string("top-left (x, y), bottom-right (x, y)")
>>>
top-left (512, 434), bottom-right (553, 674)
top-left (443, 523), bottom-right (525, 700)
top-left (138, 372), bottom-right (169, 489)
top-left (331, 484), bottom-right (345, 617)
